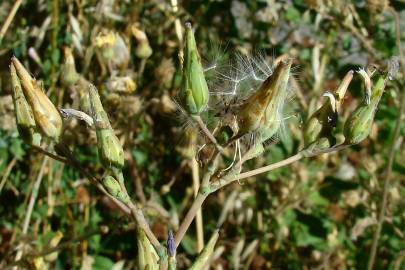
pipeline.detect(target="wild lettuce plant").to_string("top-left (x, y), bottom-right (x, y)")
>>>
top-left (8, 21), bottom-right (396, 269)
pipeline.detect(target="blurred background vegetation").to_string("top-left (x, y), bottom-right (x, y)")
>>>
top-left (0, 0), bottom-right (405, 269)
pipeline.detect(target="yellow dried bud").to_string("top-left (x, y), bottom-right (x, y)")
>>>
top-left (131, 25), bottom-right (153, 59)
top-left (10, 63), bottom-right (41, 146)
top-left (61, 47), bottom-right (80, 86)
top-left (106, 75), bottom-right (136, 93)
top-left (236, 59), bottom-right (292, 142)
top-left (344, 75), bottom-right (386, 145)
top-left (102, 176), bottom-right (130, 204)
top-left (88, 84), bottom-right (124, 170)
top-left (95, 30), bottom-right (129, 67)
top-left (11, 57), bottom-right (62, 141)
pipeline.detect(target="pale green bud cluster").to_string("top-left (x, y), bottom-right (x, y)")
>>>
top-left (180, 23), bottom-right (209, 115)
top-left (11, 57), bottom-right (62, 142)
top-left (10, 63), bottom-right (42, 146)
top-left (137, 228), bottom-right (159, 270)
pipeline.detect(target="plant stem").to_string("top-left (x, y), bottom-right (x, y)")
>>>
top-left (0, 157), bottom-right (17, 194)
top-left (128, 202), bottom-right (162, 251)
top-left (14, 155), bottom-right (48, 264)
top-left (192, 115), bottom-right (224, 155)
top-left (368, 7), bottom-right (405, 270)
top-left (174, 192), bottom-right (208, 247)
top-left (367, 86), bottom-right (405, 270)
top-left (191, 157), bottom-right (204, 252)
top-left (0, 0), bottom-right (23, 41)
top-left (211, 152), bottom-right (304, 192)
top-left (175, 144), bottom-right (348, 246)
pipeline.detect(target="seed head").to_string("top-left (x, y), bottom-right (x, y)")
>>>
top-left (235, 59), bottom-right (292, 143)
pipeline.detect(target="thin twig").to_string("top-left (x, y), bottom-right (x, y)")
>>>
top-left (0, 157), bottom-right (17, 194)
top-left (14, 155), bottom-right (49, 264)
top-left (0, 0), bottom-right (23, 41)
top-left (175, 144), bottom-right (348, 246)
top-left (31, 145), bottom-right (68, 163)
top-left (7, 226), bottom-right (109, 269)
top-left (367, 7), bottom-right (405, 270)
top-left (192, 115), bottom-right (224, 154)
top-left (191, 157), bottom-right (204, 252)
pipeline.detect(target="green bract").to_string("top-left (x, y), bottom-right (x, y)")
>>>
top-left (102, 176), bottom-right (130, 204)
top-left (88, 84), bottom-right (124, 170)
top-left (10, 63), bottom-right (41, 146)
top-left (180, 23), bottom-right (209, 115)
top-left (344, 75), bottom-right (386, 145)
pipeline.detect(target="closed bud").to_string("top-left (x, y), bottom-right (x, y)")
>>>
top-left (102, 176), bottom-right (130, 204)
top-left (304, 70), bottom-right (353, 146)
top-left (131, 25), bottom-right (153, 59)
top-left (180, 23), bottom-right (209, 115)
top-left (137, 228), bottom-right (159, 270)
top-left (11, 57), bottom-right (62, 142)
top-left (61, 47), bottom-right (80, 86)
top-left (235, 59), bottom-right (292, 143)
top-left (88, 84), bottom-right (124, 170)
top-left (344, 75), bottom-right (386, 145)
top-left (10, 63), bottom-right (41, 146)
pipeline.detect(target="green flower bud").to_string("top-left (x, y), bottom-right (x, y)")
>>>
top-left (88, 84), bottom-right (124, 170)
top-left (180, 23), bottom-right (209, 115)
top-left (189, 230), bottom-right (219, 270)
top-left (344, 75), bottom-right (386, 145)
top-left (10, 63), bottom-right (41, 146)
top-left (304, 70), bottom-right (353, 146)
top-left (61, 47), bottom-right (80, 86)
top-left (236, 59), bottom-right (292, 142)
top-left (11, 57), bottom-right (62, 142)
top-left (102, 176), bottom-right (130, 204)
top-left (137, 228), bottom-right (159, 270)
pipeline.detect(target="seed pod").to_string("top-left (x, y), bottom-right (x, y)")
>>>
top-left (137, 228), bottom-right (159, 270)
top-left (304, 70), bottom-right (353, 146)
top-left (344, 75), bottom-right (386, 145)
top-left (10, 63), bottom-right (41, 146)
top-left (188, 230), bottom-right (219, 270)
top-left (61, 47), bottom-right (80, 86)
top-left (88, 84), bottom-right (124, 170)
top-left (11, 57), bottom-right (62, 142)
top-left (235, 59), bottom-right (292, 142)
top-left (102, 176), bottom-right (130, 204)
top-left (180, 23), bottom-right (209, 115)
